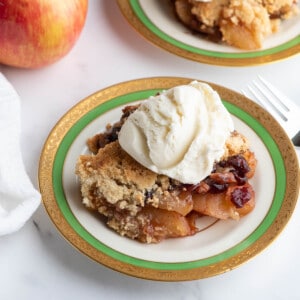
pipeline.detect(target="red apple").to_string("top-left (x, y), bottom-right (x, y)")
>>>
top-left (0, 0), bottom-right (88, 68)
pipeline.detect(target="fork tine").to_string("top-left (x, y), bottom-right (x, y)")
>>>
top-left (257, 76), bottom-right (289, 112)
top-left (243, 85), bottom-right (286, 128)
top-left (257, 75), bottom-right (300, 112)
top-left (251, 80), bottom-right (288, 121)
top-left (243, 77), bottom-right (300, 141)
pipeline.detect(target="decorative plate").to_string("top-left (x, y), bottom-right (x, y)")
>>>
top-left (39, 77), bottom-right (299, 281)
top-left (117, 0), bottom-right (300, 66)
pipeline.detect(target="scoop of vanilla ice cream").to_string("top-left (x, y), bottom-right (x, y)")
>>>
top-left (118, 81), bottom-right (234, 184)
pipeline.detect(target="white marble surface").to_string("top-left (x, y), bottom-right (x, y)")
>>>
top-left (0, 1), bottom-right (300, 299)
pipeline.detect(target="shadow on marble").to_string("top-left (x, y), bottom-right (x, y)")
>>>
top-left (31, 205), bottom-right (203, 296)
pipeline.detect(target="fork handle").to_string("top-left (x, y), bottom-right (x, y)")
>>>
top-left (292, 130), bottom-right (300, 147)
top-left (292, 132), bottom-right (300, 165)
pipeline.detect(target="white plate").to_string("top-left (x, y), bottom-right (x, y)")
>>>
top-left (39, 77), bottom-right (299, 280)
top-left (117, 0), bottom-right (300, 66)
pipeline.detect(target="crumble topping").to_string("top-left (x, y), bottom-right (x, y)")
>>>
top-left (76, 105), bottom-right (257, 243)
top-left (173, 0), bottom-right (299, 49)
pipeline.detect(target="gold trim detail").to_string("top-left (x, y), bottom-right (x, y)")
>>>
top-left (117, 0), bottom-right (300, 66)
top-left (39, 77), bottom-right (299, 281)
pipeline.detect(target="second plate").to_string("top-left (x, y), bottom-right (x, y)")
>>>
top-left (117, 0), bottom-right (300, 66)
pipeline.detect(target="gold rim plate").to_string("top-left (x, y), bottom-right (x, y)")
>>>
top-left (117, 0), bottom-right (300, 66)
top-left (39, 77), bottom-right (299, 281)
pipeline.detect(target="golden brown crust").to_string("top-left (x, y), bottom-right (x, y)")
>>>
top-left (76, 130), bottom-right (253, 243)
top-left (223, 130), bottom-right (250, 158)
top-left (76, 141), bottom-right (178, 214)
top-left (173, 0), bottom-right (298, 49)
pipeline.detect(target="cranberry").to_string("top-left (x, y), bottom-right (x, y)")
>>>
top-left (205, 178), bottom-right (228, 194)
top-left (230, 186), bottom-right (251, 208)
top-left (210, 182), bottom-right (229, 193)
top-left (107, 126), bottom-right (121, 142)
top-left (227, 155), bottom-right (250, 176)
top-left (232, 172), bottom-right (248, 185)
top-left (144, 190), bottom-right (154, 201)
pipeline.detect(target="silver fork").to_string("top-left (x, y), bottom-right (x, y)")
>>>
top-left (242, 76), bottom-right (300, 147)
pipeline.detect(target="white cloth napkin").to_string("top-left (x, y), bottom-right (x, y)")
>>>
top-left (0, 73), bottom-right (40, 236)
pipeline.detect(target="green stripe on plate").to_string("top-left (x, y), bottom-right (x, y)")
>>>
top-left (129, 0), bottom-right (300, 59)
top-left (52, 90), bottom-right (286, 271)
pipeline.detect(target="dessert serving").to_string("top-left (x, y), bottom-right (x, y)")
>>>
top-left (172, 0), bottom-right (299, 50)
top-left (76, 81), bottom-right (257, 243)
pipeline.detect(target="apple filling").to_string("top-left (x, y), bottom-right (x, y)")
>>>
top-left (172, 0), bottom-right (299, 50)
top-left (76, 106), bottom-right (257, 243)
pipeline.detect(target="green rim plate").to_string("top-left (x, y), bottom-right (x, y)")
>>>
top-left (117, 0), bottom-right (300, 66)
top-left (39, 77), bottom-right (299, 280)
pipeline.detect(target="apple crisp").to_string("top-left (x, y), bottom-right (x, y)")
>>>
top-left (173, 0), bottom-right (299, 49)
top-left (76, 105), bottom-right (257, 243)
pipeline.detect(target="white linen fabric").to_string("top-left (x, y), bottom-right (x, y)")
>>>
top-left (0, 73), bottom-right (40, 236)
